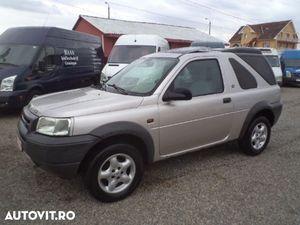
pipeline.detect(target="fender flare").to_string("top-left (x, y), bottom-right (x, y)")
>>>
top-left (239, 101), bottom-right (276, 139)
top-left (90, 121), bottom-right (155, 163)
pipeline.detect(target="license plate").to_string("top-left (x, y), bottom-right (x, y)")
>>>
top-left (16, 136), bottom-right (23, 151)
top-left (296, 79), bottom-right (300, 82)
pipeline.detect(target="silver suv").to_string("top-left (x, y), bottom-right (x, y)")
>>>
top-left (18, 48), bottom-right (282, 202)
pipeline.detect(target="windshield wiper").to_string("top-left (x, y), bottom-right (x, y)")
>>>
top-left (106, 83), bottom-right (128, 95)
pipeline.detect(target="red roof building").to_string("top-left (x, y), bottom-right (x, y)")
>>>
top-left (73, 15), bottom-right (221, 59)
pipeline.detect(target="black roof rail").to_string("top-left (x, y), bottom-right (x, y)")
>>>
top-left (222, 47), bottom-right (262, 54)
top-left (167, 46), bottom-right (210, 54)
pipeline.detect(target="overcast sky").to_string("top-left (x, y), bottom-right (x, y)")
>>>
top-left (0, 0), bottom-right (299, 42)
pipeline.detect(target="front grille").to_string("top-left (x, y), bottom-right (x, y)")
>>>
top-left (21, 107), bottom-right (38, 132)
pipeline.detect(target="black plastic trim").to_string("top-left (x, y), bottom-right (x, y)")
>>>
top-left (90, 121), bottom-right (155, 163)
top-left (239, 101), bottom-right (282, 139)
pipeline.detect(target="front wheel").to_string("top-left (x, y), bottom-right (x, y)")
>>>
top-left (84, 143), bottom-right (144, 202)
top-left (239, 116), bottom-right (271, 156)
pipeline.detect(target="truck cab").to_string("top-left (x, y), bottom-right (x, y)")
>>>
top-left (101, 34), bottom-right (169, 82)
top-left (280, 50), bottom-right (300, 85)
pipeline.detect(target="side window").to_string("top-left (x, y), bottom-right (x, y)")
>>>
top-left (237, 54), bottom-right (276, 85)
top-left (229, 58), bottom-right (257, 89)
top-left (34, 47), bottom-right (56, 74)
top-left (172, 59), bottom-right (224, 97)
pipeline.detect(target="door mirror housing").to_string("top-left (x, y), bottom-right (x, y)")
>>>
top-left (163, 88), bottom-right (192, 101)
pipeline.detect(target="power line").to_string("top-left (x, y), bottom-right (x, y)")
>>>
top-left (108, 1), bottom-right (237, 32)
top-left (179, 0), bottom-right (258, 24)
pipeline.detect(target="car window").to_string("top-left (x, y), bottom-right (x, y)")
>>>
top-left (229, 58), bottom-right (257, 89)
top-left (35, 47), bottom-right (56, 74)
top-left (238, 54), bottom-right (276, 85)
top-left (107, 57), bottom-right (178, 96)
top-left (172, 59), bottom-right (224, 97)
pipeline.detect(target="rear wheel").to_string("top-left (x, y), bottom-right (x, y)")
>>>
top-left (84, 143), bottom-right (144, 202)
top-left (239, 116), bottom-right (271, 156)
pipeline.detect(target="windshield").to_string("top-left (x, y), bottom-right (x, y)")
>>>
top-left (265, 55), bottom-right (280, 67)
top-left (108, 45), bottom-right (156, 64)
top-left (106, 57), bottom-right (178, 96)
top-left (0, 44), bottom-right (39, 66)
top-left (284, 59), bottom-right (300, 68)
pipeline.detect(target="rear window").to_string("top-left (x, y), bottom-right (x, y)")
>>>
top-left (237, 54), bottom-right (276, 85)
top-left (229, 58), bottom-right (257, 90)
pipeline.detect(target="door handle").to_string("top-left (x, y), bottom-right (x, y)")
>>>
top-left (223, 97), bottom-right (232, 104)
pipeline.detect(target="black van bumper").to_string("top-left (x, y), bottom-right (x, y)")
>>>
top-left (18, 118), bottom-right (99, 179)
top-left (0, 90), bottom-right (28, 108)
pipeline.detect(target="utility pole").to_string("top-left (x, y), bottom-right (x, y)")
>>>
top-left (105, 1), bottom-right (110, 19)
top-left (205, 18), bottom-right (211, 35)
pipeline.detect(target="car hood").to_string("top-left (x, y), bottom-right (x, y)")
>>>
top-left (29, 87), bottom-right (144, 117)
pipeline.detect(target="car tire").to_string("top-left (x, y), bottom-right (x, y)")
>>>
top-left (239, 116), bottom-right (271, 156)
top-left (84, 143), bottom-right (144, 202)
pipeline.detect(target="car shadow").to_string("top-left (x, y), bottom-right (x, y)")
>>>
top-left (0, 108), bottom-right (22, 118)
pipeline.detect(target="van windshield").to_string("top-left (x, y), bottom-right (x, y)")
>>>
top-left (0, 44), bottom-right (39, 66)
top-left (284, 59), bottom-right (300, 68)
top-left (265, 55), bottom-right (280, 67)
top-left (108, 45), bottom-right (156, 64)
top-left (106, 57), bottom-right (178, 96)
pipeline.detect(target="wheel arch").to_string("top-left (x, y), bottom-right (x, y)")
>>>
top-left (78, 122), bottom-right (155, 173)
top-left (239, 101), bottom-right (276, 139)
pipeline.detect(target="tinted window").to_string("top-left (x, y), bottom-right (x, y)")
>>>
top-left (34, 46), bottom-right (56, 74)
top-left (229, 58), bottom-right (257, 90)
top-left (0, 44), bottom-right (39, 66)
top-left (108, 45), bottom-right (156, 64)
top-left (238, 54), bottom-right (276, 85)
top-left (173, 59), bottom-right (223, 97)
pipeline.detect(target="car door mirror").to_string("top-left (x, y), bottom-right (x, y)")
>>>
top-left (163, 88), bottom-right (192, 101)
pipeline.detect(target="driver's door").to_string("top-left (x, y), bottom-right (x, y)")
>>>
top-left (29, 46), bottom-right (60, 93)
top-left (158, 58), bottom-right (234, 156)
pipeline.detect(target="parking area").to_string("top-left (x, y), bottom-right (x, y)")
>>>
top-left (0, 87), bottom-right (300, 225)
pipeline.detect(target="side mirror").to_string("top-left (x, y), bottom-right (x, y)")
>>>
top-left (163, 88), bottom-right (192, 101)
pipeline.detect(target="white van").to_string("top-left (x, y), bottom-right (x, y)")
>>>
top-left (101, 34), bottom-right (169, 82)
top-left (257, 48), bottom-right (283, 84)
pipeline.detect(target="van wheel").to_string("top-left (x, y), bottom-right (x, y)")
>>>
top-left (26, 89), bottom-right (42, 105)
top-left (84, 143), bottom-right (144, 202)
top-left (239, 116), bottom-right (271, 156)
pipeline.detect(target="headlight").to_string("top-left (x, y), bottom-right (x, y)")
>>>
top-left (100, 72), bottom-right (108, 84)
top-left (36, 117), bottom-right (72, 136)
top-left (0, 75), bottom-right (17, 91)
top-left (286, 71), bottom-right (292, 78)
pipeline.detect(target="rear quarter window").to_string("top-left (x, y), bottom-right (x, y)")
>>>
top-left (229, 58), bottom-right (257, 90)
top-left (237, 54), bottom-right (276, 85)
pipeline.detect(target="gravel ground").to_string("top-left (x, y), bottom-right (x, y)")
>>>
top-left (0, 87), bottom-right (300, 225)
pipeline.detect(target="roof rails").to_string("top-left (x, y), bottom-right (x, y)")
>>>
top-left (166, 47), bottom-right (262, 56)
top-left (222, 47), bottom-right (262, 55)
top-left (167, 46), bottom-right (210, 54)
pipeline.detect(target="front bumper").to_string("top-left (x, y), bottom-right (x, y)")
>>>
top-left (0, 90), bottom-right (28, 108)
top-left (18, 109), bottom-right (99, 178)
top-left (283, 74), bottom-right (300, 84)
